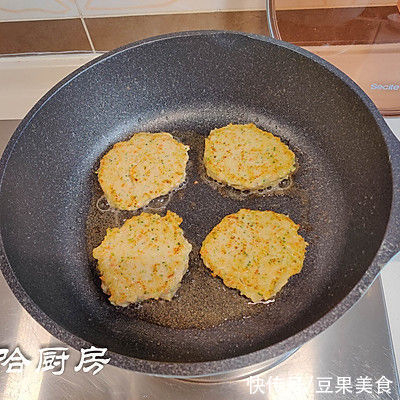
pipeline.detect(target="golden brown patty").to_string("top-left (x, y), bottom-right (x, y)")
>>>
top-left (200, 209), bottom-right (307, 302)
top-left (93, 211), bottom-right (192, 306)
top-left (98, 132), bottom-right (189, 210)
top-left (204, 123), bottom-right (296, 190)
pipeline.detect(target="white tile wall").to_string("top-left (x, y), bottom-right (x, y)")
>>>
top-left (74, 0), bottom-right (265, 17)
top-left (0, 0), bottom-right (80, 22)
top-left (0, 0), bottom-right (396, 22)
top-left (73, 0), bottom-right (399, 18)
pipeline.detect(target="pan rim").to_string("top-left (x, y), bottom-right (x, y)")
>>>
top-left (0, 29), bottom-right (397, 377)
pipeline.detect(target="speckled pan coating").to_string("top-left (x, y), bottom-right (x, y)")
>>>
top-left (0, 31), bottom-right (399, 378)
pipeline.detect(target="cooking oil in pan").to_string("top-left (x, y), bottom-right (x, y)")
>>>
top-left (86, 130), bottom-right (308, 329)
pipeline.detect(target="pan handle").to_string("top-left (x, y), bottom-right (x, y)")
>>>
top-left (379, 125), bottom-right (400, 268)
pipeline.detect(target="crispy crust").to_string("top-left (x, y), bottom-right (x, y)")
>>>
top-left (98, 132), bottom-right (189, 210)
top-left (204, 123), bottom-right (296, 190)
top-left (93, 211), bottom-right (192, 306)
top-left (200, 209), bottom-right (307, 302)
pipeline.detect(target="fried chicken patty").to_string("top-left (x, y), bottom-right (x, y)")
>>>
top-left (93, 211), bottom-right (192, 306)
top-left (98, 132), bottom-right (189, 210)
top-left (200, 209), bottom-right (307, 302)
top-left (204, 123), bottom-right (296, 190)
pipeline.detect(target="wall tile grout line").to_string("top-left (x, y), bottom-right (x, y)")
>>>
top-left (80, 17), bottom-right (96, 53)
top-left (0, 50), bottom-right (95, 58)
top-left (73, 0), bottom-right (96, 53)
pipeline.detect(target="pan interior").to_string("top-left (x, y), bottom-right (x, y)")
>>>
top-left (0, 32), bottom-right (392, 365)
top-left (87, 122), bottom-right (325, 331)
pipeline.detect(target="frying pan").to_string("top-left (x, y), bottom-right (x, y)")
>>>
top-left (0, 31), bottom-right (399, 377)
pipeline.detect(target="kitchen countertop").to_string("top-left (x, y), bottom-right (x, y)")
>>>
top-left (0, 53), bottom-right (399, 381)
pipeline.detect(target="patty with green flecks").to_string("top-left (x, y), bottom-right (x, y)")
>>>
top-left (204, 123), bottom-right (296, 190)
top-left (200, 209), bottom-right (307, 302)
top-left (93, 211), bottom-right (192, 306)
top-left (98, 132), bottom-right (189, 210)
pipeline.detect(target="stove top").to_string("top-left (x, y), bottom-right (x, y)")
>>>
top-left (0, 120), bottom-right (399, 400)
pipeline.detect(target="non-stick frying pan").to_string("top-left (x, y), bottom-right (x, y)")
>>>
top-left (0, 31), bottom-right (399, 377)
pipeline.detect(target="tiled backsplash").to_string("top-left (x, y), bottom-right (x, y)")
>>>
top-left (85, 11), bottom-right (267, 50)
top-left (0, 10), bottom-right (269, 55)
top-left (0, 19), bottom-right (93, 54)
top-left (0, 0), bottom-right (79, 21)
top-left (0, 0), bottom-right (397, 55)
top-left (75, 0), bottom-right (266, 18)
top-left (1, 0), bottom-right (266, 21)
top-left (1, 0), bottom-right (396, 21)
